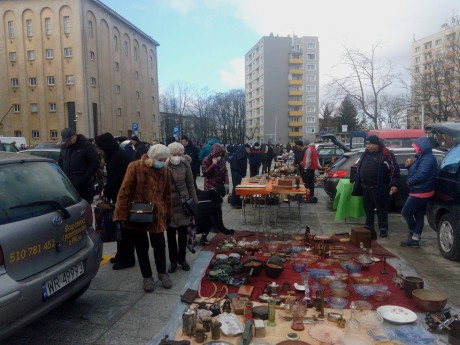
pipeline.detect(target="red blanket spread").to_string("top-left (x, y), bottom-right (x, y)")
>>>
top-left (199, 240), bottom-right (423, 313)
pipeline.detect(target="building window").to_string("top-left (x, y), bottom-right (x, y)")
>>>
top-left (45, 17), bottom-right (51, 36)
top-left (135, 71), bottom-right (138, 79)
top-left (49, 103), bottom-right (56, 112)
top-left (134, 46), bottom-right (138, 60)
top-left (307, 74), bottom-right (316, 81)
top-left (424, 41), bottom-right (432, 49)
top-left (13, 104), bottom-right (20, 113)
top-left (306, 106), bottom-right (315, 112)
top-left (415, 56), bottom-right (420, 63)
top-left (66, 75), bottom-right (74, 85)
top-left (88, 20), bottom-right (93, 38)
top-left (64, 16), bottom-right (70, 34)
top-left (9, 52), bottom-right (16, 62)
top-left (46, 49), bottom-right (53, 59)
top-left (306, 85), bottom-right (316, 92)
top-left (64, 47), bottom-right (72, 58)
top-left (11, 78), bottom-right (19, 87)
top-left (307, 42), bottom-right (316, 49)
top-left (306, 116), bottom-right (315, 123)
top-left (26, 19), bottom-right (33, 37)
top-left (47, 76), bottom-right (55, 86)
top-left (91, 77), bottom-right (96, 87)
top-left (50, 130), bottom-right (57, 139)
top-left (306, 64), bottom-right (316, 71)
top-left (415, 46), bottom-right (421, 52)
top-left (90, 51), bottom-right (95, 60)
top-left (306, 96), bottom-right (316, 103)
top-left (117, 108), bottom-right (121, 116)
top-left (27, 50), bottom-right (35, 61)
top-left (124, 41), bottom-right (128, 56)
top-left (32, 130), bottom-right (40, 139)
top-left (31, 103), bottom-right (38, 113)
top-left (136, 91), bottom-right (140, 99)
top-left (14, 130), bottom-right (21, 137)
top-left (114, 35), bottom-right (118, 50)
top-left (306, 127), bottom-right (315, 133)
top-left (115, 62), bottom-right (119, 71)
top-left (29, 77), bottom-right (37, 86)
top-left (8, 21), bottom-right (14, 39)
top-left (136, 111), bottom-right (140, 119)
top-left (307, 53), bottom-right (316, 60)
top-left (435, 38), bottom-right (442, 46)
top-left (116, 85), bottom-right (120, 93)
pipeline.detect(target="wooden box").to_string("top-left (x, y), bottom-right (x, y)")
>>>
top-left (231, 296), bottom-right (249, 315)
top-left (350, 227), bottom-right (371, 248)
top-left (277, 179), bottom-right (293, 187)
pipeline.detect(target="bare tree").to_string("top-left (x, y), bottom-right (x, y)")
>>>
top-left (159, 81), bottom-right (193, 137)
top-left (378, 93), bottom-right (409, 128)
top-left (319, 101), bottom-right (336, 132)
top-left (189, 88), bottom-right (218, 145)
top-left (327, 43), bottom-right (400, 129)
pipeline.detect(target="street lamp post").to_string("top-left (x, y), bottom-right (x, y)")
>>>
top-left (421, 102), bottom-right (425, 129)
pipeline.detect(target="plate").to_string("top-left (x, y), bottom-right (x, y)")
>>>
top-left (308, 323), bottom-right (344, 343)
top-left (314, 234), bottom-right (332, 241)
top-left (217, 313), bottom-right (244, 336)
top-left (293, 283), bottom-right (305, 291)
top-left (376, 305), bottom-right (417, 324)
top-left (338, 334), bottom-right (373, 345)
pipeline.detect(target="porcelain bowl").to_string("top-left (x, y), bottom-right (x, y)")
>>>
top-left (329, 280), bottom-right (347, 290)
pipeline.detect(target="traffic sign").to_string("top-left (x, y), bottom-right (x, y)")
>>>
top-left (132, 122), bottom-right (138, 132)
top-left (173, 127), bottom-right (179, 135)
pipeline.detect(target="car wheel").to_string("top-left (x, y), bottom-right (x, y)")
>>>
top-left (437, 213), bottom-right (460, 261)
top-left (67, 282), bottom-right (91, 302)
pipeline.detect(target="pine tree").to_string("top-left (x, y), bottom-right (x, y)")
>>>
top-left (337, 96), bottom-right (359, 131)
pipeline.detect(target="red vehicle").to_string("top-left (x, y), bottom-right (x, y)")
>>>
top-left (367, 129), bottom-right (426, 148)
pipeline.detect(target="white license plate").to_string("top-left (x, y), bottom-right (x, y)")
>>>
top-left (42, 262), bottom-right (85, 300)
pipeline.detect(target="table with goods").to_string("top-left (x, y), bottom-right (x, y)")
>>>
top-left (172, 228), bottom-right (459, 345)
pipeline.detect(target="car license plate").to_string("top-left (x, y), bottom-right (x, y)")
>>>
top-left (42, 262), bottom-right (84, 300)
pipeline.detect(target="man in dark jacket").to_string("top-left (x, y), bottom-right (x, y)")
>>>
top-left (261, 143), bottom-right (275, 174)
top-left (181, 135), bottom-right (200, 188)
top-left (58, 128), bottom-right (99, 204)
top-left (131, 135), bottom-right (148, 161)
top-left (230, 144), bottom-right (251, 208)
top-left (248, 142), bottom-right (262, 177)
top-left (352, 135), bottom-right (400, 239)
top-left (95, 132), bottom-right (135, 270)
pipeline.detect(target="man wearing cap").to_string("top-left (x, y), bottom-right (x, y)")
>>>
top-left (352, 135), bottom-right (400, 239)
top-left (130, 135), bottom-right (148, 161)
top-left (58, 128), bottom-right (100, 204)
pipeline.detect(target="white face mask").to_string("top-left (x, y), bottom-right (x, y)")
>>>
top-left (170, 156), bottom-right (181, 165)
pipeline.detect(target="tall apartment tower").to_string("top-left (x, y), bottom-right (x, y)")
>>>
top-left (0, 0), bottom-right (160, 145)
top-left (410, 18), bottom-right (460, 129)
top-left (245, 34), bottom-right (319, 145)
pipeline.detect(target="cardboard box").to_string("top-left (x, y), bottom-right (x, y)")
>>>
top-left (350, 227), bottom-right (371, 248)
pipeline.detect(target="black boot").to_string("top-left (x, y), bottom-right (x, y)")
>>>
top-left (220, 228), bottom-right (235, 235)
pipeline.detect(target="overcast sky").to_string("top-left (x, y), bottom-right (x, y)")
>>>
top-left (102, 0), bottom-right (460, 95)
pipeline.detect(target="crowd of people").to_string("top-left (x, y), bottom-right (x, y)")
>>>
top-left (57, 127), bottom-right (435, 293)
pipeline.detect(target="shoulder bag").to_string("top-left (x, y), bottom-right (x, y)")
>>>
top-left (125, 202), bottom-right (155, 226)
top-left (170, 173), bottom-right (197, 216)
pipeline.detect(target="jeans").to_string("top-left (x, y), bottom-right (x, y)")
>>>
top-left (362, 186), bottom-right (389, 231)
top-left (250, 164), bottom-right (260, 177)
top-left (166, 226), bottom-right (188, 265)
top-left (128, 230), bottom-right (167, 278)
top-left (401, 196), bottom-right (430, 238)
top-left (231, 170), bottom-right (243, 206)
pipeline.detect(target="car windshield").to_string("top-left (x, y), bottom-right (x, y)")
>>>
top-left (0, 161), bottom-right (80, 225)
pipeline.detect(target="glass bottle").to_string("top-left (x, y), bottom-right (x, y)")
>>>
top-left (346, 301), bottom-right (360, 333)
top-left (267, 298), bottom-right (276, 327)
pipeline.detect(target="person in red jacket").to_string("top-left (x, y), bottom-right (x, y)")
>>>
top-left (202, 143), bottom-right (229, 192)
top-left (300, 140), bottom-right (319, 200)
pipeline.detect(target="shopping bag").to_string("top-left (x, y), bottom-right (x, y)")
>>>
top-left (94, 205), bottom-right (117, 242)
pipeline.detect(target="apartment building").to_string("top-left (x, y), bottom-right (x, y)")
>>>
top-left (0, 0), bottom-right (160, 145)
top-left (410, 17), bottom-right (460, 129)
top-left (245, 34), bottom-right (319, 145)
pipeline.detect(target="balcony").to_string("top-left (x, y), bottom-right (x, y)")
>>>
top-left (289, 132), bottom-right (303, 137)
top-left (289, 58), bottom-right (303, 64)
top-left (289, 69), bottom-right (303, 75)
top-left (289, 80), bottom-right (303, 86)
top-left (289, 121), bottom-right (303, 127)
top-left (289, 90), bottom-right (303, 96)
top-left (288, 101), bottom-right (303, 106)
top-left (289, 111), bottom-right (302, 116)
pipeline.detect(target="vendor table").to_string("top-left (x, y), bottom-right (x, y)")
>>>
top-left (333, 178), bottom-right (366, 221)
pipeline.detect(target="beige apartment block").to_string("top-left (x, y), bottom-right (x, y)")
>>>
top-left (245, 34), bottom-right (319, 146)
top-left (0, 0), bottom-right (160, 146)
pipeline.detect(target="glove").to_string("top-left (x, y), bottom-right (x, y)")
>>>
top-left (224, 184), bottom-right (229, 194)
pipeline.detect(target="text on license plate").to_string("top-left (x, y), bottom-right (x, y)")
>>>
top-left (42, 262), bottom-right (84, 300)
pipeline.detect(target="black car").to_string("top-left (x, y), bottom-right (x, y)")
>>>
top-left (426, 122), bottom-right (460, 261)
top-left (324, 147), bottom-right (445, 209)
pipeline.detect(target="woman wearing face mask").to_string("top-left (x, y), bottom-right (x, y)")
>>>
top-left (166, 142), bottom-right (198, 273)
top-left (114, 144), bottom-right (173, 293)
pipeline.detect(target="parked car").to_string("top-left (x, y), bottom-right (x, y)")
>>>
top-left (0, 143), bottom-right (19, 152)
top-left (0, 152), bottom-right (103, 341)
top-left (426, 122), bottom-right (460, 261)
top-left (35, 141), bottom-right (61, 149)
top-left (316, 145), bottom-right (344, 167)
top-left (323, 147), bottom-right (445, 209)
top-left (18, 148), bottom-right (61, 162)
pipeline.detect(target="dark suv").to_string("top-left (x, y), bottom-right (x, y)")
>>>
top-left (426, 122), bottom-right (460, 261)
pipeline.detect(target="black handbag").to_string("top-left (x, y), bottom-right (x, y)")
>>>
top-left (126, 202), bottom-right (155, 226)
top-left (170, 174), bottom-right (197, 216)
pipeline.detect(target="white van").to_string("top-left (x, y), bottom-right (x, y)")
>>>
top-left (0, 137), bottom-right (27, 149)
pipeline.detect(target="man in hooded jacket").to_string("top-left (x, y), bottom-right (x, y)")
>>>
top-left (199, 137), bottom-right (221, 163)
top-left (95, 132), bottom-right (135, 270)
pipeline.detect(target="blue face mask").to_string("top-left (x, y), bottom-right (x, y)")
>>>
top-left (153, 161), bottom-right (166, 169)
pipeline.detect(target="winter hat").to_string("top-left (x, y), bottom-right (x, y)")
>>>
top-left (61, 128), bottom-right (76, 143)
top-left (366, 135), bottom-right (381, 145)
top-left (168, 142), bottom-right (185, 155)
top-left (131, 135), bottom-right (140, 142)
top-left (147, 144), bottom-right (169, 160)
top-left (95, 132), bottom-right (118, 153)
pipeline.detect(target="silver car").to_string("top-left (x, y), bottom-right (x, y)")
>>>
top-left (0, 152), bottom-right (103, 341)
